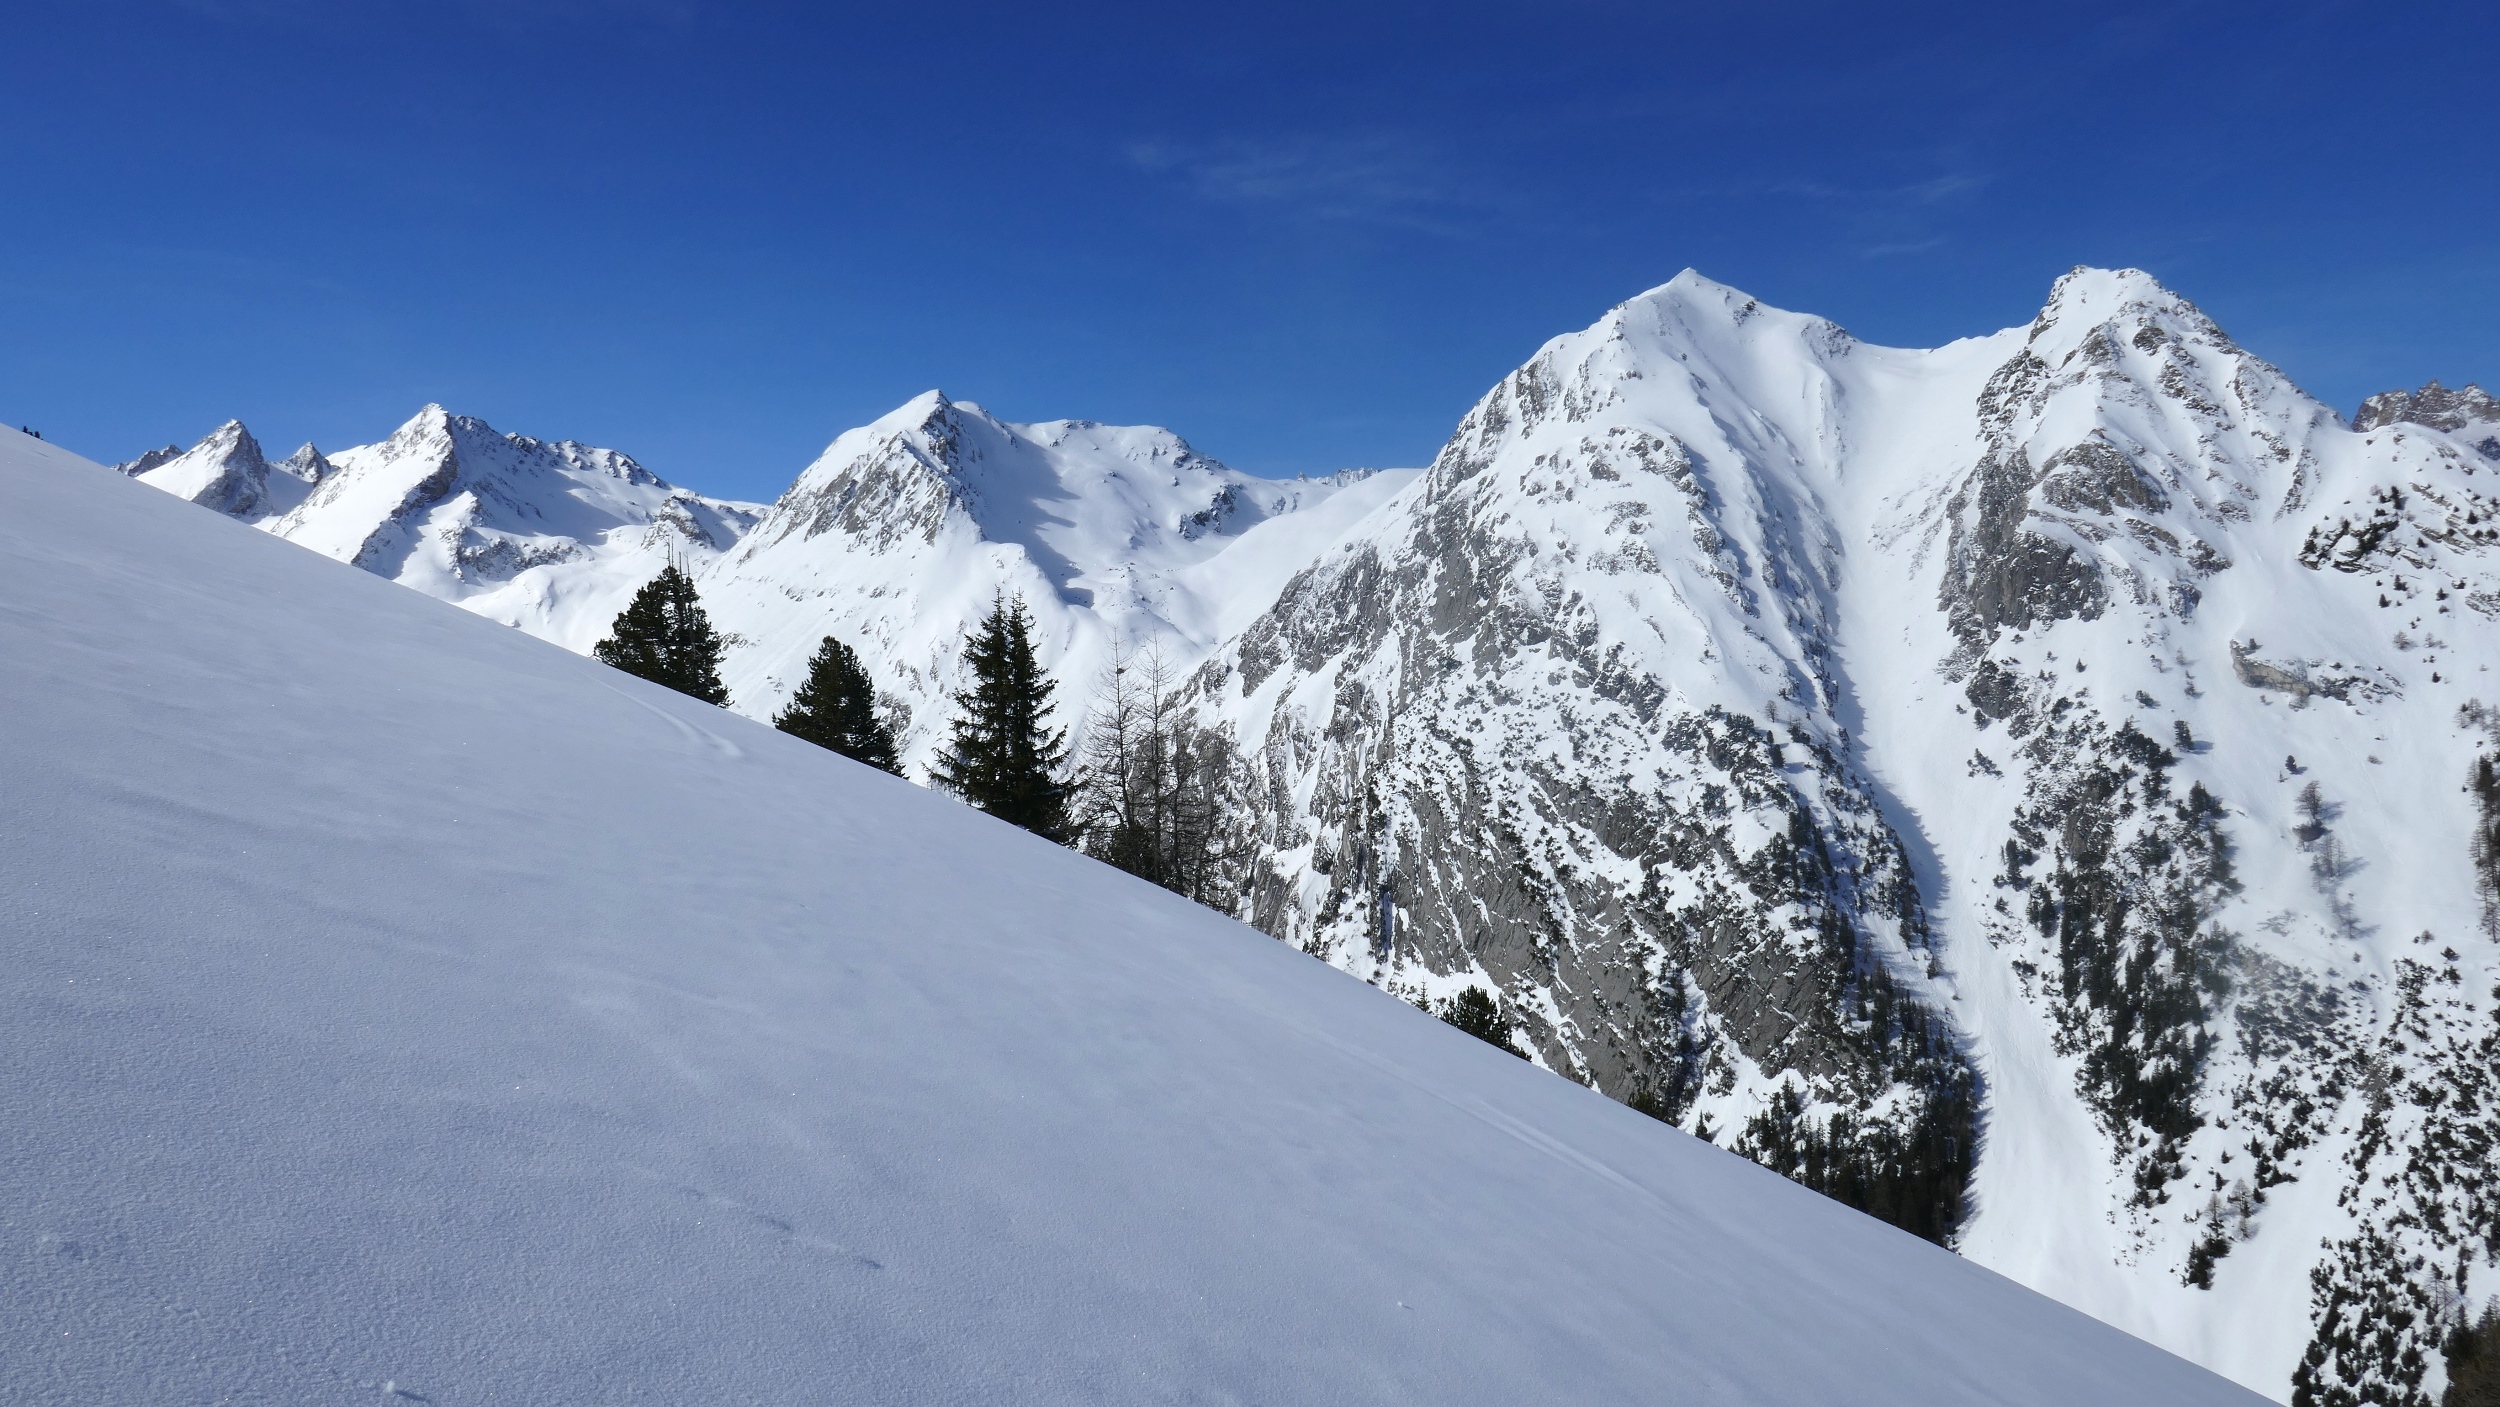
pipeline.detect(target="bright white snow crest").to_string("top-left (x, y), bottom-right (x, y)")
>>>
top-left (130, 391), bottom-right (1405, 770)
top-left (129, 402), bottom-right (766, 652)
top-left (701, 389), bottom-right (1407, 768)
top-left (71, 265), bottom-right (2500, 1403)
top-left (2, 422), bottom-right (2262, 1403)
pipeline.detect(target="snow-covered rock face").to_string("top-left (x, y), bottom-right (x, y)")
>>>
top-left (2354, 379), bottom-right (2500, 445)
top-left (1904, 271), bottom-right (2500, 1400)
top-left (1188, 267), bottom-right (2500, 1402)
top-left (1192, 271), bottom-right (1980, 1245)
top-left (701, 390), bottom-right (1407, 768)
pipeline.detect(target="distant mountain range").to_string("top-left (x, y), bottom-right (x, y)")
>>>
top-left (116, 269), bottom-right (2500, 1405)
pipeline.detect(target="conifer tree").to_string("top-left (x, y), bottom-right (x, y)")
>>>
top-left (2447, 1303), bottom-right (2500, 1407)
top-left (592, 564), bottom-right (729, 705)
top-left (775, 633), bottom-right (901, 774)
top-left (1437, 986), bottom-right (1526, 1057)
top-left (931, 595), bottom-right (1071, 840)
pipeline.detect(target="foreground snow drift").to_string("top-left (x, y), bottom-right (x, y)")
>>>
top-left (0, 427), bottom-right (2256, 1403)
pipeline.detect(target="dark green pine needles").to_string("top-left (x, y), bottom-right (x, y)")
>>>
top-left (1436, 986), bottom-right (1527, 1058)
top-left (775, 634), bottom-right (902, 774)
top-left (592, 564), bottom-right (729, 705)
top-left (931, 595), bottom-right (1072, 841)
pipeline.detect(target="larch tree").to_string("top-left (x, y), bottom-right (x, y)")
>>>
top-left (1071, 641), bottom-right (1241, 905)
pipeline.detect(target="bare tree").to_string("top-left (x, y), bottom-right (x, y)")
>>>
top-left (1073, 641), bottom-right (1247, 907)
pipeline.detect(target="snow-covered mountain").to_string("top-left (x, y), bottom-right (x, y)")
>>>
top-left (120, 419), bottom-right (333, 520)
top-left (100, 271), bottom-right (2500, 1404)
top-left (698, 391), bottom-right (1408, 766)
top-left (1, 422), bottom-right (2266, 1404)
top-left (125, 405), bottom-right (769, 649)
top-left (1183, 268), bottom-right (2500, 1403)
top-left (128, 393), bottom-right (1408, 770)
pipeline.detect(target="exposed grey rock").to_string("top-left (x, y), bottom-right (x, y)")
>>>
top-left (275, 441), bottom-right (335, 483)
top-left (2353, 379), bottom-right (2500, 435)
top-left (113, 444), bottom-right (183, 477)
top-left (1196, 275), bottom-right (1975, 1242)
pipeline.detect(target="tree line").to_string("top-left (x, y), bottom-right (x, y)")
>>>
top-left (587, 565), bottom-right (1237, 902)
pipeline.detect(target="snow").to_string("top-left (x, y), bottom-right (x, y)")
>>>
top-left (1177, 266), bottom-right (2500, 1399)
top-left (126, 395), bottom-right (1408, 777)
top-left (695, 392), bottom-right (1410, 769)
top-left (1800, 269), bottom-right (2495, 1389)
top-left (283, 405), bottom-right (767, 650)
top-left (0, 424), bottom-right (2259, 1402)
top-left (84, 266), bottom-right (2500, 1400)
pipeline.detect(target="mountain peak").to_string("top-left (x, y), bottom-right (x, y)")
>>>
top-left (1617, 268), bottom-right (1775, 322)
top-left (113, 443), bottom-right (185, 477)
top-left (127, 419), bottom-right (277, 519)
top-left (276, 441), bottom-right (335, 484)
top-left (882, 389), bottom-right (956, 430)
top-left (201, 418), bottom-right (260, 453)
top-left (1599, 271), bottom-right (1856, 362)
top-left (2352, 378), bottom-right (2500, 435)
top-left (2028, 265), bottom-right (2228, 355)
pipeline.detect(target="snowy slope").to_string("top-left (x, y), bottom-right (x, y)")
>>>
top-left (1185, 268), bottom-right (2500, 1402)
top-left (0, 424), bottom-right (2260, 1404)
top-left (697, 391), bottom-right (1408, 767)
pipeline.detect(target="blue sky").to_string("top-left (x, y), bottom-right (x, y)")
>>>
top-left (4, 1), bottom-right (2493, 501)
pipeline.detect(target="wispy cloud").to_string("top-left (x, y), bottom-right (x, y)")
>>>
top-left (1859, 236), bottom-right (1950, 258)
top-left (1125, 133), bottom-right (1487, 234)
top-left (1769, 161), bottom-right (1985, 260)
top-left (1770, 171), bottom-right (1986, 207)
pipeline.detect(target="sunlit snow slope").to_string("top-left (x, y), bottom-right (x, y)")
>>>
top-left (0, 427), bottom-right (2261, 1402)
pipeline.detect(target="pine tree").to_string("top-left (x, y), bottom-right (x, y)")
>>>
top-left (1437, 986), bottom-right (1526, 1057)
top-left (930, 595), bottom-right (1071, 840)
top-left (775, 633), bottom-right (901, 774)
top-left (2449, 1303), bottom-right (2500, 1407)
top-left (593, 564), bottom-right (730, 704)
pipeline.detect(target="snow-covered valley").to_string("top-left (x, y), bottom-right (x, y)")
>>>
top-left (97, 266), bottom-right (2500, 1404)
